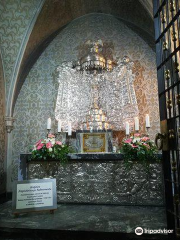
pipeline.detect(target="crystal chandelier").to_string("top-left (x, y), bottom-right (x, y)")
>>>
top-left (73, 40), bottom-right (116, 74)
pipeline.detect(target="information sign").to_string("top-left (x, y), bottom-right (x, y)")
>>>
top-left (12, 179), bottom-right (57, 214)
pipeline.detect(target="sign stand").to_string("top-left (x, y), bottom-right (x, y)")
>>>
top-left (12, 179), bottom-right (57, 215)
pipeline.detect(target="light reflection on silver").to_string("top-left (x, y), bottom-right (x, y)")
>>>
top-left (28, 161), bottom-right (164, 205)
top-left (55, 58), bottom-right (139, 131)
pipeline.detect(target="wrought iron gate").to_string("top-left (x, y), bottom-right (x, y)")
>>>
top-left (153, 0), bottom-right (180, 238)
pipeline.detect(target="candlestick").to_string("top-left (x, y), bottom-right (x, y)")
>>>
top-left (47, 129), bottom-right (51, 138)
top-left (146, 127), bottom-right (150, 137)
top-left (125, 122), bottom-right (130, 135)
top-left (47, 118), bottom-right (51, 130)
top-left (68, 122), bottom-right (72, 136)
top-left (58, 120), bottom-right (61, 132)
top-left (134, 117), bottom-right (139, 131)
top-left (145, 114), bottom-right (150, 128)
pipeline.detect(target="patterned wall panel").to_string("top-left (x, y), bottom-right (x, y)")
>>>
top-left (0, 57), bottom-right (6, 194)
top-left (12, 14), bottom-right (160, 183)
top-left (0, 0), bottom-right (42, 97)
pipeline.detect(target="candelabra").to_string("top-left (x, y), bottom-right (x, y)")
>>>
top-left (46, 117), bottom-right (72, 138)
top-left (125, 114), bottom-right (151, 138)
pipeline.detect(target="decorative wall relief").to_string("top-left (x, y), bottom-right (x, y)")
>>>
top-left (12, 14), bottom-right (160, 185)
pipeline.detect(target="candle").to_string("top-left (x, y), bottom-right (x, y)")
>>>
top-left (125, 122), bottom-right (130, 135)
top-left (47, 118), bottom-right (51, 130)
top-left (68, 122), bottom-right (72, 136)
top-left (58, 120), bottom-right (61, 132)
top-left (134, 117), bottom-right (139, 131)
top-left (145, 114), bottom-right (150, 128)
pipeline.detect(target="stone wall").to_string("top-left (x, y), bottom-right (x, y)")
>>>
top-left (0, 57), bottom-right (6, 194)
top-left (11, 14), bottom-right (160, 188)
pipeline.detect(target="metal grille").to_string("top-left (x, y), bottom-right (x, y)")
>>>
top-left (153, 0), bottom-right (180, 238)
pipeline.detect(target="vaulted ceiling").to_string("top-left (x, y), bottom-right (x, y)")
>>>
top-left (4, 0), bottom-right (154, 115)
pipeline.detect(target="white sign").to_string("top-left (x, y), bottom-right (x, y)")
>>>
top-left (12, 179), bottom-right (57, 214)
top-left (16, 182), bottom-right (53, 209)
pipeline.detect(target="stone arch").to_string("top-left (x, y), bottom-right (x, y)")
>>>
top-left (0, 51), bottom-right (7, 195)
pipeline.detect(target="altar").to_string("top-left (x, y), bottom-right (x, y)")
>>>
top-left (17, 39), bottom-right (164, 209)
top-left (20, 153), bottom-right (164, 206)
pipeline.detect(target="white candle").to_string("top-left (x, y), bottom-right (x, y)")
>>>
top-left (134, 117), bottom-right (139, 131)
top-left (68, 122), bottom-right (72, 136)
top-left (145, 114), bottom-right (150, 127)
top-left (58, 120), bottom-right (61, 132)
top-left (125, 122), bottom-right (130, 135)
top-left (47, 118), bottom-right (51, 130)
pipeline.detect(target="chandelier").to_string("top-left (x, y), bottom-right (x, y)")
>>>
top-left (73, 40), bottom-right (116, 74)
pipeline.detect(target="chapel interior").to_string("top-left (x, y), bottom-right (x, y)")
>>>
top-left (0, 0), bottom-right (180, 240)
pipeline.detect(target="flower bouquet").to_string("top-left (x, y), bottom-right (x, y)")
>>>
top-left (120, 133), bottom-right (159, 168)
top-left (30, 134), bottom-right (71, 163)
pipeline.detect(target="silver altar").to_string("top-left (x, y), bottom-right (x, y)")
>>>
top-left (27, 156), bottom-right (165, 206)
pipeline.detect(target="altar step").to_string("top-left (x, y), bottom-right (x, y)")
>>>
top-left (0, 201), bottom-right (168, 240)
top-left (0, 228), bottom-right (168, 240)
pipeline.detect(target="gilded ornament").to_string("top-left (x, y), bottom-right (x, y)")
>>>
top-left (170, 1), bottom-right (175, 11)
top-left (176, 95), bottom-right (180, 105)
top-left (167, 99), bottom-right (172, 109)
top-left (169, 129), bottom-right (175, 139)
top-left (172, 31), bottom-right (177, 41)
top-left (161, 14), bottom-right (166, 23)
top-left (174, 62), bottom-right (179, 73)
top-left (163, 41), bottom-right (168, 51)
top-left (165, 69), bottom-right (170, 80)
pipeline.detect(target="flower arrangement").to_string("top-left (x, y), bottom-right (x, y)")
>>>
top-left (120, 133), bottom-right (159, 168)
top-left (30, 134), bottom-right (71, 162)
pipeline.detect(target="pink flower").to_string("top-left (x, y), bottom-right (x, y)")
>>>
top-left (35, 139), bottom-right (42, 146)
top-left (143, 143), bottom-right (150, 149)
top-left (48, 134), bottom-right (55, 138)
top-left (37, 143), bottom-right (44, 150)
top-left (46, 142), bottom-right (52, 149)
top-left (132, 144), bottom-right (138, 148)
top-left (134, 133), bottom-right (140, 137)
top-left (124, 138), bottom-right (132, 144)
top-left (141, 137), bottom-right (150, 142)
top-left (56, 141), bottom-right (62, 146)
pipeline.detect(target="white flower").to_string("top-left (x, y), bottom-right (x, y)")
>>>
top-left (133, 137), bottom-right (140, 143)
top-left (32, 146), bottom-right (36, 151)
top-left (49, 148), bottom-right (52, 152)
top-left (51, 139), bottom-right (55, 145)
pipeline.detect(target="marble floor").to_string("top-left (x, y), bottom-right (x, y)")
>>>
top-left (0, 201), bottom-right (168, 240)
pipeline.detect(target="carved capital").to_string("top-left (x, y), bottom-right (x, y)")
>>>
top-left (4, 116), bottom-right (15, 133)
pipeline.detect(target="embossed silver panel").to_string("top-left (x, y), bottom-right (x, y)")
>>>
top-left (55, 60), bottom-right (139, 131)
top-left (27, 161), bottom-right (165, 206)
